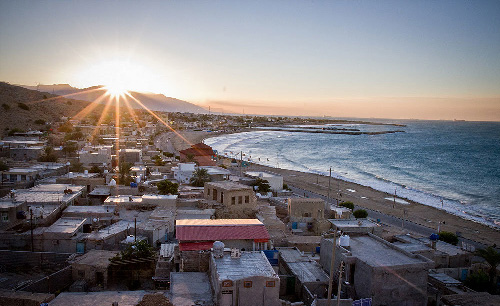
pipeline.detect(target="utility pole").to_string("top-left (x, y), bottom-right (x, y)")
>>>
top-left (327, 167), bottom-right (332, 201)
top-left (134, 218), bottom-right (137, 242)
top-left (239, 151), bottom-right (243, 177)
top-left (30, 209), bottom-right (34, 252)
top-left (336, 261), bottom-right (345, 306)
top-left (327, 231), bottom-right (338, 305)
top-left (393, 188), bottom-right (396, 209)
top-left (337, 179), bottom-right (340, 206)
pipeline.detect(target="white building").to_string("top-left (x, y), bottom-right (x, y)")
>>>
top-left (210, 251), bottom-right (280, 306)
top-left (172, 163), bottom-right (196, 184)
top-left (245, 171), bottom-right (283, 191)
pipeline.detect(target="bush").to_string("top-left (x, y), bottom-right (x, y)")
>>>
top-left (283, 183), bottom-right (291, 191)
top-left (439, 231), bottom-right (459, 245)
top-left (157, 179), bottom-right (179, 195)
top-left (34, 119), bottom-right (46, 125)
top-left (353, 209), bottom-right (368, 218)
top-left (340, 201), bottom-right (355, 210)
top-left (18, 103), bottom-right (29, 110)
top-left (1, 103), bottom-right (10, 111)
top-left (0, 161), bottom-right (8, 171)
top-left (7, 128), bottom-right (24, 136)
top-left (464, 270), bottom-right (489, 292)
top-left (252, 178), bottom-right (271, 193)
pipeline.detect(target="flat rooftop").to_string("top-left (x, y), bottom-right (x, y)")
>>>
top-left (279, 248), bottom-right (329, 283)
top-left (213, 251), bottom-right (277, 281)
top-left (104, 195), bottom-right (143, 203)
top-left (0, 200), bottom-right (24, 209)
top-left (48, 291), bottom-right (147, 306)
top-left (73, 250), bottom-right (119, 268)
top-left (63, 205), bottom-right (114, 214)
top-left (245, 171), bottom-right (282, 178)
top-left (13, 184), bottom-right (85, 203)
top-left (345, 235), bottom-right (428, 267)
top-left (86, 220), bottom-right (135, 240)
top-left (328, 219), bottom-right (380, 228)
top-left (170, 272), bottom-right (213, 306)
top-left (45, 218), bottom-right (86, 234)
top-left (142, 194), bottom-right (178, 200)
top-left (206, 181), bottom-right (252, 191)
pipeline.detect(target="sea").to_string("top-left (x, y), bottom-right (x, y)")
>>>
top-left (204, 119), bottom-right (500, 229)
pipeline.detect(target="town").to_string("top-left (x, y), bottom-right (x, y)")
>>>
top-left (0, 99), bottom-right (498, 306)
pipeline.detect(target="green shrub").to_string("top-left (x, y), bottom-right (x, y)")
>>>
top-left (34, 119), bottom-right (46, 125)
top-left (353, 209), bottom-right (368, 218)
top-left (464, 270), bottom-right (489, 292)
top-left (157, 179), bottom-right (179, 195)
top-left (18, 103), bottom-right (29, 110)
top-left (1, 103), bottom-right (10, 111)
top-left (340, 201), bottom-right (355, 210)
top-left (439, 231), bottom-right (459, 245)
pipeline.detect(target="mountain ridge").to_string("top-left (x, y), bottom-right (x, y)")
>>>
top-left (20, 83), bottom-right (207, 114)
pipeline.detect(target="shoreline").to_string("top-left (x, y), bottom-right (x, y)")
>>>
top-left (163, 129), bottom-right (500, 247)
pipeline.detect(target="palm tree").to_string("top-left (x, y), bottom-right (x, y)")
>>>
top-left (475, 246), bottom-right (500, 290)
top-left (190, 168), bottom-right (211, 187)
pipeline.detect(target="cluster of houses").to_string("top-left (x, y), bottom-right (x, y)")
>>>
top-left (0, 122), bottom-right (496, 306)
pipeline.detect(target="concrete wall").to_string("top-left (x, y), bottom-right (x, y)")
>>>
top-left (288, 198), bottom-right (326, 223)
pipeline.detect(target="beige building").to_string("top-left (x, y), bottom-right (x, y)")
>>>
top-left (288, 198), bottom-right (330, 234)
top-left (204, 181), bottom-right (257, 216)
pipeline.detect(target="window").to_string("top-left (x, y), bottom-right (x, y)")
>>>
top-left (1, 213), bottom-right (8, 222)
top-left (266, 281), bottom-right (275, 287)
top-left (78, 270), bottom-right (85, 278)
top-left (303, 212), bottom-right (311, 217)
top-left (222, 280), bottom-right (233, 287)
top-left (244, 281), bottom-right (252, 288)
top-left (207, 189), bottom-right (210, 196)
top-left (245, 195), bottom-right (249, 203)
top-left (238, 196), bottom-right (242, 204)
top-left (231, 197), bottom-right (236, 205)
top-left (21, 175), bottom-right (26, 181)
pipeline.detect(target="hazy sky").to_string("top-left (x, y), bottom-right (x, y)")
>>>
top-left (1, 1), bottom-right (500, 121)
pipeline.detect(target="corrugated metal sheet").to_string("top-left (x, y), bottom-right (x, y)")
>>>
top-left (176, 219), bottom-right (263, 226)
top-left (176, 225), bottom-right (270, 241)
top-left (179, 241), bottom-right (214, 251)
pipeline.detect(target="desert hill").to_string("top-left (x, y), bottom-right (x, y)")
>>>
top-left (0, 82), bottom-right (94, 137)
top-left (22, 84), bottom-right (207, 114)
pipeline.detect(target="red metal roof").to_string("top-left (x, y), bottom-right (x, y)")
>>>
top-left (179, 241), bottom-right (214, 251)
top-left (176, 225), bottom-right (270, 241)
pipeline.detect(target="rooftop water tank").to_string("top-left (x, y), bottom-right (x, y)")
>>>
top-left (339, 235), bottom-right (350, 247)
top-left (109, 179), bottom-right (117, 186)
top-left (84, 170), bottom-right (88, 174)
top-left (213, 241), bottom-right (225, 258)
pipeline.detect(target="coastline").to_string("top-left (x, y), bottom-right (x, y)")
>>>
top-left (163, 129), bottom-right (500, 247)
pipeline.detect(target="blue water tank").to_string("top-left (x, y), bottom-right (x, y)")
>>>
top-left (130, 182), bottom-right (138, 188)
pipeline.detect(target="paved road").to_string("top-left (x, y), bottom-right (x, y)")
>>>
top-left (288, 184), bottom-right (486, 250)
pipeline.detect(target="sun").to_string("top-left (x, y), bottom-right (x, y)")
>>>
top-left (77, 59), bottom-right (159, 97)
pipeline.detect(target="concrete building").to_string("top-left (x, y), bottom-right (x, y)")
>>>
top-left (1, 167), bottom-right (40, 188)
top-left (320, 233), bottom-right (434, 306)
top-left (393, 234), bottom-right (472, 268)
top-left (0, 199), bottom-right (28, 230)
top-left (172, 162), bottom-right (196, 184)
top-left (48, 291), bottom-right (147, 306)
top-left (42, 217), bottom-right (88, 253)
top-left (245, 171), bottom-right (283, 191)
top-left (179, 142), bottom-right (216, 166)
top-left (288, 198), bottom-right (330, 235)
top-left (329, 205), bottom-right (353, 219)
top-left (119, 148), bottom-right (142, 164)
top-left (55, 172), bottom-right (105, 194)
top-left (78, 146), bottom-right (112, 167)
top-left (170, 272), bottom-right (214, 306)
top-left (202, 166), bottom-right (231, 181)
top-left (9, 146), bottom-right (44, 161)
top-left (278, 247), bottom-right (330, 304)
top-left (210, 251), bottom-right (280, 306)
top-left (204, 181), bottom-right (257, 217)
top-left (328, 219), bottom-right (382, 235)
top-left (71, 249), bottom-right (119, 289)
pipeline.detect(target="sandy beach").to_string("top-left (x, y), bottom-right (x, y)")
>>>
top-left (161, 129), bottom-right (500, 247)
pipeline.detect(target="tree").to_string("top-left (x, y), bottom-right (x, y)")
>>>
top-left (157, 179), bottom-right (179, 195)
top-left (89, 165), bottom-right (103, 174)
top-left (62, 142), bottom-right (78, 156)
top-left (38, 146), bottom-right (58, 162)
top-left (252, 178), bottom-right (271, 193)
top-left (353, 209), bottom-right (368, 218)
top-left (439, 231), bottom-right (459, 245)
top-left (119, 162), bottom-right (132, 185)
top-left (340, 201), bottom-right (355, 210)
top-left (58, 121), bottom-right (73, 133)
top-left (464, 270), bottom-right (490, 292)
top-left (69, 160), bottom-right (84, 172)
top-left (115, 240), bottom-right (155, 260)
top-left (475, 246), bottom-right (500, 291)
top-left (190, 168), bottom-right (211, 187)
top-left (0, 160), bottom-right (8, 171)
top-left (185, 153), bottom-right (196, 163)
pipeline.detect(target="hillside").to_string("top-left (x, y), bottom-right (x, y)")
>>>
top-left (22, 84), bottom-right (207, 114)
top-left (0, 82), bottom-right (93, 137)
